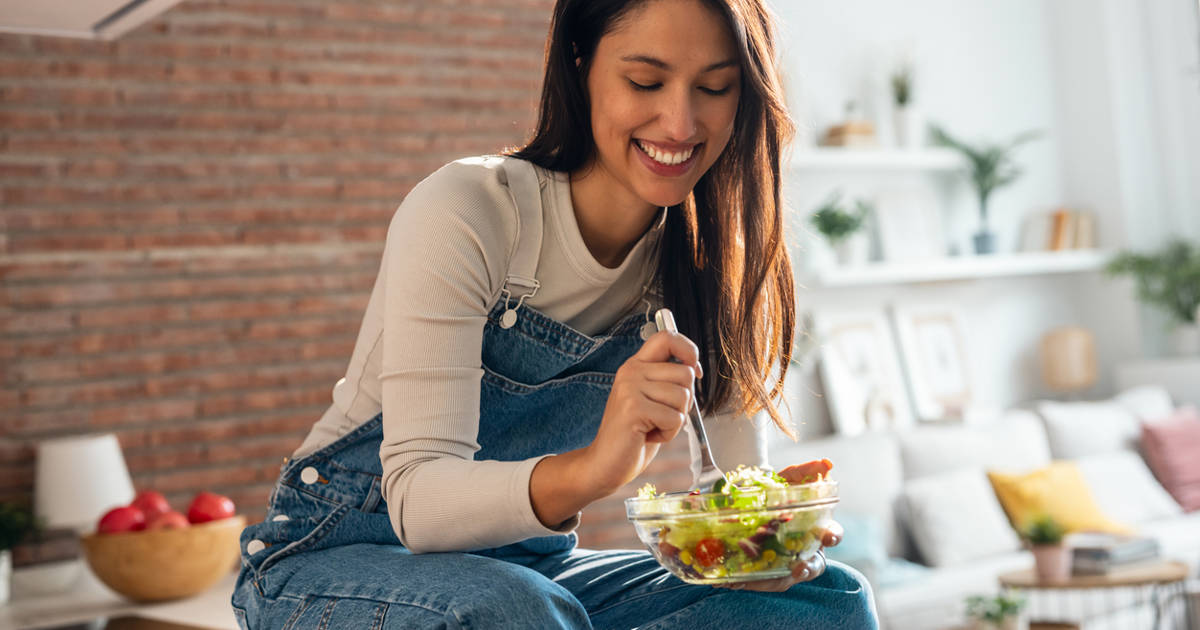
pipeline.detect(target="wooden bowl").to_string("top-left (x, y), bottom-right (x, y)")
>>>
top-left (80, 515), bottom-right (246, 602)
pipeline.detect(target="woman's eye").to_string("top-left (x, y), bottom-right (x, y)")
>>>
top-left (700, 86), bottom-right (732, 96)
top-left (629, 80), bottom-right (661, 91)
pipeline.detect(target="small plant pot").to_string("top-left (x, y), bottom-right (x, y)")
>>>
top-left (833, 234), bottom-right (870, 266)
top-left (973, 230), bottom-right (997, 255)
top-left (1031, 544), bottom-right (1071, 582)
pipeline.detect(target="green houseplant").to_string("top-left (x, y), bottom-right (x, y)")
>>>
top-left (809, 191), bottom-right (872, 266)
top-left (965, 592), bottom-right (1026, 630)
top-left (890, 61), bottom-right (919, 148)
top-left (1, 503), bottom-right (37, 604)
top-left (929, 124), bottom-right (1041, 255)
top-left (1106, 238), bottom-right (1200, 354)
top-left (1021, 513), bottom-right (1070, 583)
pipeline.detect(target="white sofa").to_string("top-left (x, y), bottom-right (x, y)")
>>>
top-left (767, 385), bottom-right (1200, 630)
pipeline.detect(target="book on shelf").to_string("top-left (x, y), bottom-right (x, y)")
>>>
top-left (1067, 532), bottom-right (1160, 574)
top-left (1019, 208), bottom-right (1097, 252)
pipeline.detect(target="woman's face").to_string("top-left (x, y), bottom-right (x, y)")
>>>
top-left (584, 0), bottom-right (742, 210)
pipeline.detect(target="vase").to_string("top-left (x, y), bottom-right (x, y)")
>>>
top-left (833, 233), bottom-right (869, 266)
top-left (973, 230), bottom-right (997, 255)
top-left (893, 106), bottom-right (923, 149)
top-left (1169, 325), bottom-right (1200, 356)
top-left (1031, 544), bottom-right (1071, 582)
top-left (1, 549), bottom-right (10, 605)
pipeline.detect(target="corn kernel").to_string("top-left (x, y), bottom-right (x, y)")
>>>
top-left (762, 549), bottom-right (777, 564)
top-left (679, 550), bottom-right (693, 565)
top-left (713, 566), bottom-right (727, 577)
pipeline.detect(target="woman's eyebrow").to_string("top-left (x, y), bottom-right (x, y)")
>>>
top-left (619, 54), bottom-right (738, 73)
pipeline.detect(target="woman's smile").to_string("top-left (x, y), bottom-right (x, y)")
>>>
top-left (632, 139), bottom-right (704, 177)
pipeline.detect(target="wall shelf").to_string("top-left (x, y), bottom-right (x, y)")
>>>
top-left (789, 148), bottom-right (965, 172)
top-left (799, 249), bottom-right (1112, 288)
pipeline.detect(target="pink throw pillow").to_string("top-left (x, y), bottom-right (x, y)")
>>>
top-left (1141, 406), bottom-right (1200, 512)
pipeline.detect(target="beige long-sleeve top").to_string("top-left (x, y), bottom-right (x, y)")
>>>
top-left (294, 156), bottom-right (767, 553)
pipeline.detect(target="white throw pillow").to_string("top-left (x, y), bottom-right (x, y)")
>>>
top-left (1075, 451), bottom-right (1183, 525)
top-left (1036, 400), bottom-right (1140, 458)
top-left (901, 468), bottom-right (1021, 567)
top-left (1113, 385), bottom-right (1175, 423)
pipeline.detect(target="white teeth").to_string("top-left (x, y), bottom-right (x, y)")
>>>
top-left (636, 140), bottom-right (694, 166)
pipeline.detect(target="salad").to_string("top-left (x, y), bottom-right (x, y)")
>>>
top-left (627, 462), bottom-right (837, 584)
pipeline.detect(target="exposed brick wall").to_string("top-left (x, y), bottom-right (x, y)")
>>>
top-left (1, 0), bottom-right (688, 555)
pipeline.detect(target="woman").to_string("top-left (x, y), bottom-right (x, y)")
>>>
top-left (232, 0), bottom-right (878, 627)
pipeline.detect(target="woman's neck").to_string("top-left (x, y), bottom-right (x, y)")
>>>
top-left (569, 162), bottom-right (661, 269)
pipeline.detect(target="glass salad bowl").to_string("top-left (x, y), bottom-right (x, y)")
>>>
top-left (625, 474), bottom-right (838, 585)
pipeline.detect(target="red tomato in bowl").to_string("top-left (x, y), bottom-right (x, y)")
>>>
top-left (693, 538), bottom-right (725, 568)
top-left (98, 505), bottom-right (146, 534)
top-left (186, 491), bottom-right (236, 524)
top-left (131, 490), bottom-right (171, 522)
top-left (146, 510), bottom-right (190, 530)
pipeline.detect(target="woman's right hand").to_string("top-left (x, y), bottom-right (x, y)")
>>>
top-left (582, 330), bottom-right (705, 498)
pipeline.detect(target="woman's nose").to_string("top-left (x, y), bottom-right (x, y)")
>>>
top-left (659, 90), bottom-right (698, 143)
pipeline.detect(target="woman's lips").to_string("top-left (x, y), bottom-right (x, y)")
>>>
top-left (633, 140), bottom-right (702, 177)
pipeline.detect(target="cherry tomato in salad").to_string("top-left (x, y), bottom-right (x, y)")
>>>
top-left (692, 538), bottom-right (725, 568)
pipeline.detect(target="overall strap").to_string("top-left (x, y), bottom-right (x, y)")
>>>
top-left (498, 157), bottom-right (545, 328)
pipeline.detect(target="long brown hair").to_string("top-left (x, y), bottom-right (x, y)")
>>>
top-left (510, 0), bottom-right (797, 437)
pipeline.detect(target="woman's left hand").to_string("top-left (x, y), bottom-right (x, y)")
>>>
top-left (718, 460), bottom-right (841, 593)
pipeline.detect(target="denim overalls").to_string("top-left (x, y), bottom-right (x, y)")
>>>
top-left (231, 157), bottom-right (877, 629)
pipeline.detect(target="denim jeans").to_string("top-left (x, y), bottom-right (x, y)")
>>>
top-left (231, 415), bottom-right (877, 629)
top-left (232, 158), bottom-right (878, 628)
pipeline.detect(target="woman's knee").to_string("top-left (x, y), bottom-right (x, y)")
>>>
top-left (444, 560), bottom-right (590, 629)
top-left (808, 560), bottom-right (879, 628)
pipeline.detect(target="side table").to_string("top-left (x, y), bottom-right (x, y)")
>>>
top-left (998, 561), bottom-right (1192, 630)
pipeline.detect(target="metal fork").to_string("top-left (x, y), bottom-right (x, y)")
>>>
top-left (654, 308), bottom-right (725, 491)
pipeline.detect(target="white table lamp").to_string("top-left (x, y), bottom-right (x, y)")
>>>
top-left (34, 433), bottom-right (136, 532)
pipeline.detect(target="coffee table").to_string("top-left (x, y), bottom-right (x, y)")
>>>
top-left (998, 560), bottom-right (1192, 630)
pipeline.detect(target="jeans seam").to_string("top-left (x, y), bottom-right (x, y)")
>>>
top-left (481, 367), bottom-right (616, 394)
top-left (256, 505), bottom-right (350, 579)
top-left (281, 595), bottom-right (310, 630)
top-left (317, 597), bottom-right (338, 630)
top-left (586, 582), bottom-right (695, 618)
top-left (372, 602), bottom-right (389, 630)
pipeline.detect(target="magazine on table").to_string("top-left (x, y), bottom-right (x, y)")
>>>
top-left (1066, 532), bottom-right (1160, 574)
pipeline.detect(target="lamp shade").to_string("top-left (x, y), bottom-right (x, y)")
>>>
top-left (34, 433), bottom-right (135, 532)
top-left (1040, 326), bottom-right (1098, 392)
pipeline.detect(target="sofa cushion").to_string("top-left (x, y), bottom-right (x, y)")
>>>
top-left (768, 431), bottom-right (908, 557)
top-left (988, 461), bottom-right (1131, 534)
top-left (901, 468), bottom-right (1022, 567)
top-left (1136, 511), bottom-right (1200, 568)
top-left (1114, 385), bottom-right (1175, 423)
top-left (898, 409), bottom-right (1051, 480)
top-left (1036, 399), bottom-right (1140, 458)
top-left (875, 551), bottom-right (1032, 630)
top-left (1075, 451), bottom-right (1183, 525)
top-left (824, 511), bottom-right (888, 579)
top-left (1141, 406), bottom-right (1200, 511)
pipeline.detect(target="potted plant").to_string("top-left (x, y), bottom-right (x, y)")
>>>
top-left (0, 503), bottom-right (37, 604)
top-left (965, 592), bottom-right (1027, 630)
top-left (929, 124), bottom-right (1041, 255)
top-left (1021, 513), bottom-right (1070, 583)
top-left (1106, 238), bottom-right (1200, 355)
top-left (890, 60), bottom-right (919, 148)
top-left (809, 191), bottom-right (872, 266)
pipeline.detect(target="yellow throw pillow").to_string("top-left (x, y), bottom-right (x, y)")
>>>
top-left (987, 461), bottom-right (1131, 535)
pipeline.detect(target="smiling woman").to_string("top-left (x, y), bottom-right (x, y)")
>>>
top-left (230, 1), bottom-right (879, 628)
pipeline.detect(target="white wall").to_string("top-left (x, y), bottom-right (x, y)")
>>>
top-left (765, 0), bottom-right (1187, 438)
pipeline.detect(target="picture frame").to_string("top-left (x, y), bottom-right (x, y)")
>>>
top-left (809, 308), bottom-right (915, 436)
top-left (890, 303), bottom-right (973, 422)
